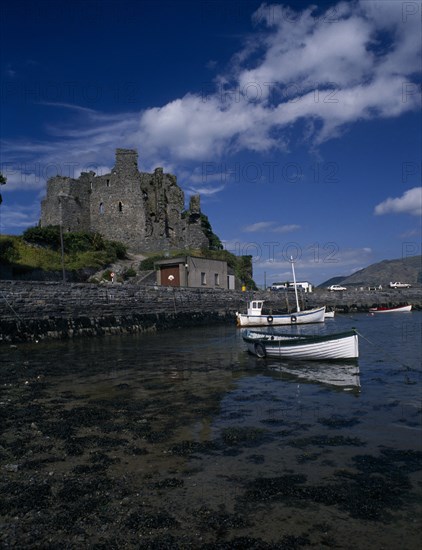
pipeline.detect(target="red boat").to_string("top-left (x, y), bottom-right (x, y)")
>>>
top-left (369, 304), bottom-right (412, 313)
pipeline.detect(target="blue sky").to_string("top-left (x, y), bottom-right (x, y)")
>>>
top-left (1, 0), bottom-right (421, 286)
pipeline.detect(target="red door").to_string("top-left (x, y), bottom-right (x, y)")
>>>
top-left (161, 265), bottom-right (180, 286)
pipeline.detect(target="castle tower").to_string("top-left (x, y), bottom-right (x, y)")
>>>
top-left (113, 148), bottom-right (139, 176)
top-left (90, 149), bottom-right (145, 249)
top-left (40, 173), bottom-right (92, 233)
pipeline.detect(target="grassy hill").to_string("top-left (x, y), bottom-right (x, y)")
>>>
top-left (0, 228), bottom-right (127, 280)
top-left (320, 255), bottom-right (422, 287)
top-left (1, 228), bottom-right (257, 288)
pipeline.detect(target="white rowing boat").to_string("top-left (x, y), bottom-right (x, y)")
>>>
top-left (369, 304), bottom-right (412, 313)
top-left (243, 329), bottom-right (359, 360)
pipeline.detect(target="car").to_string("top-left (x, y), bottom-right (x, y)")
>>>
top-left (328, 284), bottom-right (347, 291)
top-left (389, 282), bottom-right (411, 289)
top-left (270, 283), bottom-right (288, 291)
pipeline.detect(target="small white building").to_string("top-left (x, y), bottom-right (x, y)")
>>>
top-left (155, 256), bottom-right (232, 289)
top-left (271, 281), bottom-right (313, 293)
top-left (289, 281), bottom-right (313, 293)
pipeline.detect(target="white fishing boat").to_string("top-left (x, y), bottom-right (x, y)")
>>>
top-left (236, 301), bottom-right (326, 326)
top-left (324, 308), bottom-right (335, 318)
top-left (243, 329), bottom-right (359, 360)
top-left (369, 304), bottom-right (412, 313)
top-left (236, 258), bottom-right (326, 327)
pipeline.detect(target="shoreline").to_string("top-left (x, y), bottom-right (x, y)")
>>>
top-left (1, 280), bottom-right (421, 344)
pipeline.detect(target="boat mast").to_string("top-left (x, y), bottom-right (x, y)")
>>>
top-left (290, 256), bottom-right (300, 312)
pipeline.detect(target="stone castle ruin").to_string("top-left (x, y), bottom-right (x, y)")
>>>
top-left (40, 149), bottom-right (209, 252)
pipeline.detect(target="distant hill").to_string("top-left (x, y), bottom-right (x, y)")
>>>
top-left (320, 255), bottom-right (422, 287)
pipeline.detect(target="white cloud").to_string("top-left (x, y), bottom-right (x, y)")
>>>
top-left (243, 221), bottom-right (301, 233)
top-left (400, 228), bottom-right (421, 239)
top-left (2, 0), bottom-right (421, 197)
top-left (0, 202), bottom-right (40, 231)
top-left (116, 0), bottom-right (413, 158)
top-left (185, 185), bottom-right (225, 197)
top-left (243, 221), bottom-right (276, 232)
top-left (374, 187), bottom-right (422, 216)
top-left (273, 224), bottom-right (301, 233)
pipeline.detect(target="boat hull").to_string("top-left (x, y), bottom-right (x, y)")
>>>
top-left (243, 330), bottom-right (359, 360)
top-left (236, 306), bottom-right (326, 327)
top-left (369, 305), bottom-right (412, 313)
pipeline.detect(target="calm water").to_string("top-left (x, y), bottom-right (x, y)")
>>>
top-left (1, 312), bottom-right (421, 548)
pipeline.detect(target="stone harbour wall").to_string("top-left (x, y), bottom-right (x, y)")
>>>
top-left (0, 281), bottom-right (420, 344)
top-left (0, 282), bottom-right (246, 343)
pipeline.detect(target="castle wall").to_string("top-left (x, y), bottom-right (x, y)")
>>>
top-left (41, 176), bottom-right (71, 227)
top-left (40, 175), bottom-right (91, 233)
top-left (90, 173), bottom-right (146, 249)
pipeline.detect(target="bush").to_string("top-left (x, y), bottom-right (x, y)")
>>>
top-left (104, 240), bottom-right (127, 260)
top-left (0, 238), bottom-right (19, 264)
top-left (22, 226), bottom-right (127, 261)
top-left (140, 255), bottom-right (165, 270)
top-left (64, 232), bottom-right (103, 253)
top-left (23, 225), bottom-right (61, 249)
top-left (200, 214), bottom-right (223, 250)
top-left (123, 267), bottom-right (137, 279)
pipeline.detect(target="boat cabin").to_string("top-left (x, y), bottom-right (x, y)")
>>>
top-left (247, 301), bottom-right (264, 315)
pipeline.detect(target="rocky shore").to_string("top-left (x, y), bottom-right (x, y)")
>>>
top-left (1, 322), bottom-right (421, 548)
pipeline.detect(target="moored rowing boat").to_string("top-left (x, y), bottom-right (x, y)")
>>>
top-left (243, 329), bottom-right (359, 360)
top-left (369, 304), bottom-right (412, 313)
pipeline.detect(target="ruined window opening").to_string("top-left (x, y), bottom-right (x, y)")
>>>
top-left (99, 202), bottom-right (104, 214)
top-left (118, 201), bottom-right (123, 212)
top-left (214, 273), bottom-right (219, 286)
top-left (201, 272), bottom-right (207, 285)
top-left (106, 179), bottom-right (110, 187)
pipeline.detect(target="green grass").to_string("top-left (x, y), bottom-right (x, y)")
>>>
top-left (2, 233), bottom-right (257, 288)
top-left (0, 235), bottom-right (120, 272)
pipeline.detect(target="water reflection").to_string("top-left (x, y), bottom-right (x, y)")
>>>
top-left (266, 360), bottom-right (361, 392)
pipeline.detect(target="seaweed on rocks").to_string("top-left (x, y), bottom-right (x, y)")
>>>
top-left (153, 477), bottom-right (184, 489)
top-left (221, 427), bottom-right (268, 447)
top-left (167, 440), bottom-right (220, 456)
top-left (201, 536), bottom-right (284, 549)
top-left (125, 507), bottom-right (179, 532)
top-left (290, 434), bottom-right (366, 448)
top-left (241, 446), bottom-right (422, 522)
top-left (244, 474), bottom-right (308, 502)
top-left (196, 505), bottom-right (250, 533)
top-left (317, 415), bottom-right (360, 428)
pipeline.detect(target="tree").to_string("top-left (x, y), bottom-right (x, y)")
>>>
top-left (200, 213), bottom-right (223, 250)
top-left (0, 172), bottom-right (6, 205)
